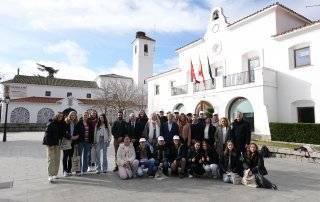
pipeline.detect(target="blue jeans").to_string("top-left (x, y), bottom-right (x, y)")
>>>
top-left (96, 136), bottom-right (108, 172)
top-left (79, 142), bottom-right (91, 173)
top-left (137, 158), bottom-right (156, 176)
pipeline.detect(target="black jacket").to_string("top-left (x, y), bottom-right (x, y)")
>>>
top-left (169, 143), bottom-right (187, 162)
top-left (191, 123), bottom-right (203, 141)
top-left (127, 121), bottom-right (140, 140)
top-left (135, 117), bottom-right (148, 138)
top-left (219, 151), bottom-right (241, 174)
top-left (161, 122), bottom-right (179, 143)
top-left (111, 119), bottom-right (128, 139)
top-left (230, 119), bottom-right (251, 153)
top-left (202, 149), bottom-right (219, 165)
top-left (202, 124), bottom-right (216, 148)
top-left (243, 152), bottom-right (268, 175)
top-left (135, 146), bottom-right (153, 160)
top-left (74, 120), bottom-right (94, 144)
top-left (154, 144), bottom-right (170, 164)
top-left (188, 149), bottom-right (203, 164)
top-left (43, 121), bottom-right (65, 146)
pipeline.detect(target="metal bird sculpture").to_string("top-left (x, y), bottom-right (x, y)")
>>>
top-left (36, 63), bottom-right (59, 78)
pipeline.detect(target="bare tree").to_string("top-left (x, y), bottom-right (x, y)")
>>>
top-left (95, 80), bottom-right (146, 122)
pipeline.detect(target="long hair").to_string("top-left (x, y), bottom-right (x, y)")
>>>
top-left (219, 117), bottom-right (229, 128)
top-left (248, 142), bottom-right (258, 157)
top-left (52, 112), bottom-right (64, 122)
top-left (150, 112), bottom-right (160, 125)
top-left (65, 111), bottom-right (78, 124)
top-left (178, 114), bottom-right (188, 133)
top-left (97, 113), bottom-right (109, 129)
top-left (224, 140), bottom-right (235, 156)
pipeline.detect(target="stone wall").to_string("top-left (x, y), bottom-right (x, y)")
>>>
top-left (0, 123), bottom-right (47, 132)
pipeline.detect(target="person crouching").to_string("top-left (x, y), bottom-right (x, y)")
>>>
top-left (202, 141), bottom-right (220, 179)
top-left (170, 135), bottom-right (187, 178)
top-left (188, 141), bottom-right (205, 178)
top-left (154, 136), bottom-right (170, 176)
top-left (117, 135), bottom-right (139, 179)
top-left (136, 138), bottom-right (156, 177)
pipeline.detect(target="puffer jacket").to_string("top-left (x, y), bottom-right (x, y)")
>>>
top-left (116, 143), bottom-right (136, 166)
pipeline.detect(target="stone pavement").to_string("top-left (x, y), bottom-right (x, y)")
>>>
top-left (0, 132), bottom-right (320, 202)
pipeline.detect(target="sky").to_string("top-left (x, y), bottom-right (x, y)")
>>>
top-left (0, 0), bottom-right (319, 83)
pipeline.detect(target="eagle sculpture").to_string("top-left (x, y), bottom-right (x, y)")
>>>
top-left (36, 63), bottom-right (59, 78)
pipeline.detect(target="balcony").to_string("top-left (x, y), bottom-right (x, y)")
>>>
top-left (223, 70), bottom-right (255, 87)
top-left (171, 84), bottom-right (188, 96)
top-left (193, 79), bottom-right (216, 92)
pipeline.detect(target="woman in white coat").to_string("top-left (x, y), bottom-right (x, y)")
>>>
top-left (117, 135), bottom-right (139, 179)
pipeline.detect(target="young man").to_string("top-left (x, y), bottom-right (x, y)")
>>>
top-left (154, 136), bottom-right (170, 176)
top-left (230, 112), bottom-right (251, 155)
top-left (161, 113), bottom-right (179, 146)
top-left (136, 138), bottom-right (156, 177)
top-left (170, 135), bottom-right (187, 178)
top-left (112, 111), bottom-right (128, 172)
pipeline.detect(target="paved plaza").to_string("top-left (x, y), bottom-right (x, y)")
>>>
top-left (0, 132), bottom-right (320, 202)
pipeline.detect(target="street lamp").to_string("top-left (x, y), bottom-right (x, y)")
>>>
top-left (3, 95), bottom-right (10, 142)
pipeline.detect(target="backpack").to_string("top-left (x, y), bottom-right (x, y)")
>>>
top-left (260, 145), bottom-right (271, 158)
top-left (255, 172), bottom-right (278, 190)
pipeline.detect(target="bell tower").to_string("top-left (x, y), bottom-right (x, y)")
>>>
top-left (132, 31), bottom-right (155, 89)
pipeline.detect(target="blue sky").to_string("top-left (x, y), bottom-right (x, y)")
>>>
top-left (0, 0), bottom-right (319, 81)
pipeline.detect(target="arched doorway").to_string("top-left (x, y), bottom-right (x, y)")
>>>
top-left (37, 108), bottom-right (54, 123)
top-left (195, 101), bottom-right (213, 115)
top-left (228, 97), bottom-right (254, 131)
top-left (173, 103), bottom-right (186, 114)
top-left (10, 107), bottom-right (30, 123)
top-left (63, 107), bottom-right (77, 117)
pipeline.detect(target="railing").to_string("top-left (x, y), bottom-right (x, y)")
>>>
top-left (223, 70), bottom-right (255, 87)
top-left (171, 84), bottom-right (188, 96)
top-left (193, 79), bottom-right (216, 92)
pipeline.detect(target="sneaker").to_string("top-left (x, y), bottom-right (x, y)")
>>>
top-left (188, 174), bottom-right (193, 178)
top-left (113, 167), bottom-right (118, 172)
top-left (179, 172), bottom-right (185, 179)
top-left (52, 176), bottom-right (58, 179)
top-left (63, 172), bottom-right (68, 177)
top-left (48, 176), bottom-right (53, 183)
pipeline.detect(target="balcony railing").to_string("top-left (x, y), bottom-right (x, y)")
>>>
top-left (171, 84), bottom-right (188, 96)
top-left (223, 70), bottom-right (255, 87)
top-left (193, 79), bottom-right (216, 92)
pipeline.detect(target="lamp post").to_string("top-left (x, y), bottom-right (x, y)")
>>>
top-left (3, 95), bottom-right (10, 142)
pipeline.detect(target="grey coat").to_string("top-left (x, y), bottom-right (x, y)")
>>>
top-left (216, 126), bottom-right (232, 155)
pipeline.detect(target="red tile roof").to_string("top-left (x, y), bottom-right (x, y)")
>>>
top-left (77, 99), bottom-right (103, 105)
top-left (11, 97), bottom-right (63, 103)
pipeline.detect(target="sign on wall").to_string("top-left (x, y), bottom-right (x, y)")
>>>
top-left (9, 85), bottom-right (27, 98)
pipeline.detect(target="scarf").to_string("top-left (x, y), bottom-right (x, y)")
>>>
top-left (148, 120), bottom-right (160, 140)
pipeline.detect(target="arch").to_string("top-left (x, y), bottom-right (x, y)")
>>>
top-left (173, 103), bottom-right (186, 113)
top-left (195, 101), bottom-right (213, 115)
top-left (37, 108), bottom-right (54, 124)
top-left (63, 107), bottom-right (77, 117)
top-left (227, 97), bottom-right (254, 131)
top-left (10, 107), bottom-right (30, 123)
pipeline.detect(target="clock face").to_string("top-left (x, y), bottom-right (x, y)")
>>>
top-left (212, 24), bottom-right (219, 33)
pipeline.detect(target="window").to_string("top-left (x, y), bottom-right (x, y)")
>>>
top-left (248, 57), bottom-right (260, 71)
top-left (86, 93), bottom-right (91, 98)
top-left (134, 45), bottom-right (137, 54)
top-left (170, 81), bottom-right (175, 87)
top-left (45, 91), bottom-right (51, 96)
top-left (144, 44), bottom-right (148, 55)
top-left (67, 92), bottom-right (72, 97)
top-left (155, 85), bottom-right (160, 95)
top-left (212, 10), bottom-right (219, 20)
top-left (214, 67), bottom-right (223, 77)
top-left (297, 107), bottom-right (315, 123)
top-left (294, 47), bottom-right (310, 67)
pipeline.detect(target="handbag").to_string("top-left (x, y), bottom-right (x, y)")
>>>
top-left (60, 137), bottom-right (72, 150)
top-left (71, 145), bottom-right (80, 173)
top-left (242, 169), bottom-right (257, 188)
top-left (255, 171), bottom-right (278, 190)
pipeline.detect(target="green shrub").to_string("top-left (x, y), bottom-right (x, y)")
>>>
top-left (270, 122), bottom-right (320, 144)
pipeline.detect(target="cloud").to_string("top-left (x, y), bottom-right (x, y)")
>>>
top-left (0, 0), bottom-right (210, 33)
top-left (154, 56), bottom-right (179, 74)
top-left (99, 60), bottom-right (133, 78)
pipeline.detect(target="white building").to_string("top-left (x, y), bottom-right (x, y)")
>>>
top-left (146, 2), bottom-right (320, 140)
top-left (1, 32), bottom-right (155, 124)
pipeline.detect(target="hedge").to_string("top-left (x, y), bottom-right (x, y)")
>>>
top-left (270, 122), bottom-right (320, 145)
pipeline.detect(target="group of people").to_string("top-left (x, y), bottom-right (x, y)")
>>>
top-left (43, 109), bottom-right (273, 189)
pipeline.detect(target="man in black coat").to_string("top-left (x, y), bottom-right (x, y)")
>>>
top-left (230, 112), bottom-right (251, 155)
top-left (158, 110), bottom-right (168, 127)
top-left (111, 110), bottom-right (128, 171)
top-left (161, 113), bottom-right (179, 146)
top-left (127, 113), bottom-right (140, 149)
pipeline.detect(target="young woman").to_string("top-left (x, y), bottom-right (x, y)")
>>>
top-left (178, 114), bottom-right (191, 147)
top-left (63, 111), bottom-right (78, 177)
top-left (143, 112), bottom-right (161, 151)
top-left (216, 117), bottom-right (232, 156)
top-left (117, 135), bottom-right (139, 179)
top-left (203, 117), bottom-right (216, 149)
top-left (88, 110), bottom-right (99, 172)
top-left (43, 112), bottom-right (65, 182)
top-left (188, 141), bottom-right (205, 178)
top-left (75, 112), bottom-right (94, 175)
top-left (220, 141), bottom-right (241, 184)
top-left (94, 114), bottom-right (112, 174)
top-left (136, 138), bottom-right (156, 177)
top-left (243, 143), bottom-right (268, 176)
top-left (202, 141), bottom-right (220, 178)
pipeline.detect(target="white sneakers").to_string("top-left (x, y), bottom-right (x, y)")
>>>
top-left (63, 172), bottom-right (68, 177)
top-left (48, 176), bottom-right (53, 183)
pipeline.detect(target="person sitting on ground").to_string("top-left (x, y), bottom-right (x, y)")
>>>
top-left (170, 135), bottom-right (188, 178)
top-left (136, 138), bottom-right (156, 177)
top-left (242, 143), bottom-right (268, 176)
top-left (201, 141), bottom-right (220, 179)
top-left (154, 136), bottom-right (170, 176)
top-left (117, 135), bottom-right (139, 180)
top-left (220, 141), bottom-right (241, 185)
top-left (188, 141), bottom-right (205, 178)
